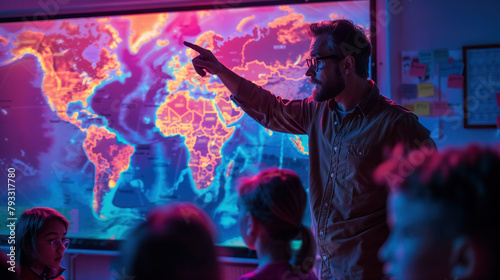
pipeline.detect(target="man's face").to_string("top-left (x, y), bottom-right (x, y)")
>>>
top-left (306, 34), bottom-right (345, 102)
top-left (379, 192), bottom-right (455, 280)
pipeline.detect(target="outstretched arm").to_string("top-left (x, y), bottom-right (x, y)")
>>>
top-left (183, 41), bottom-right (242, 94)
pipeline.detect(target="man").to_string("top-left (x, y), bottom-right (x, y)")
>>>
top-left (375, 145), bottom-right (500, 280)
top-left (185, 19), bottom-right (435, 279)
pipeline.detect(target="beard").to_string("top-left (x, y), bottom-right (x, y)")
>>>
top-left (312, 64), bottom-right (345, 102)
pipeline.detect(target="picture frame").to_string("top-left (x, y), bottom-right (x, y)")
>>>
top-left (463, 44), bottom-right (500, 128)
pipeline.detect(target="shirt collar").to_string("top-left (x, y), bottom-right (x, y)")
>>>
top-left (355, 79), bottom-right (379, 119)
top-left (328, 79), bottom-right (380, 119)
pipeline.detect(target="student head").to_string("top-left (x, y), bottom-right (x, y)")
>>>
top-left (15, 207), bottom-right (69, 270)
top-left (306, 19), bottom-right (371, 102)
top-left (375, 145), bottom-right (500, 280)
top-left (237, 168), bottom-right (316, 273)
top-left (120, 202), bottom-right (220, 280)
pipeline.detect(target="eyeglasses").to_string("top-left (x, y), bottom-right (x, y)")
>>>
top-left (306, 55), bottom-right (341, 72)
top-left (40, 238), bottom-right (70, 250)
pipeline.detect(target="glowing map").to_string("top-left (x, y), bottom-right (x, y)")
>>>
top-left (0, 2), bottom-right (369, 245)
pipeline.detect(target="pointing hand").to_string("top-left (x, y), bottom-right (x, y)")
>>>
top-left (184, 41), bottom-right (224, 77)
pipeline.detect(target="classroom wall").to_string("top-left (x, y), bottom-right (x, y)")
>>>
top-left (382, 0), bottom-right (500, 149)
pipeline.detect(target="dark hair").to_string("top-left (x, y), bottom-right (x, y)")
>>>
top-left (15, 207), bottom-right (69, 267)
top-left (309, 19), bottom-right (371, 78)
top-left (120, 202), bottom-right (220, 280)
top-left (238, 168), bottom-right (316, 273)
top-left (375, 144), bottom-right (500, 277)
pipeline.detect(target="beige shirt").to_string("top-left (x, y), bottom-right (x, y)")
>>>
top-left (231, 78), bottom-right (435, 280)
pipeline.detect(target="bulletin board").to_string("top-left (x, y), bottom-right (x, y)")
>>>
top-left (401, 49), bottom-right (465, 139)
top-left (463, 44), bottom-right (500, 128)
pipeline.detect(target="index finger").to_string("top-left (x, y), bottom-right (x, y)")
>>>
top-left (183, 41), bottom-right (209, 55)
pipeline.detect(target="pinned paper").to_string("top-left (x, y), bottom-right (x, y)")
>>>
top-left (417, 83), bottom-right (434, 97)
top-left (438, 61), bottom-right (464, 77)
top-left (418, 50), bottom-right (435, 76)
top-left (496, 93), bottom-right (500, 108)
top-left (403, 103), bottom-right (415, 112)
top-left (497, 116), bottom-right (500, 129)
top-left (414, 101), bottom-right (431, 116)
top-left (447, 75), bottom-right (464, 88)
top-left (401, 84), bottom-right (418, 99)
top-left (434, 48), bottom-right (450, 64)
top-left (409, 62), bottom-right (427, 77)
top-left (432, 101), bottom-right (450, 116)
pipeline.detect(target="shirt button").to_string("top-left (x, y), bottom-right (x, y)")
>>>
top-left (334, 146), bottom-right (338, 151)
top-left (322, 256), bottom-right (327, 261)
top-left (319, 231), bottom-right (324, 236)
top-left (358, 114), bottom-right (361, 118)
top-left (330, 173), bottom-right (334, 178)
top-left (334, 121), bottom-right (338, 125)
top-left (324, 202), bottom-right (328, 207)
top-left (359, 152), bottom-right (362, 156)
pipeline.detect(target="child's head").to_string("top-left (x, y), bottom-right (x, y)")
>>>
top-left (120, 202), bottom-right (220, 280)
top-left (237, 168), bottom-right (316, 272)
top-left (375, 145), bottom-right (500, 280)
top-left (15, 207), bottom-right (69, 270)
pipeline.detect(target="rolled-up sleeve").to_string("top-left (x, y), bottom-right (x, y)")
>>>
top-left (231, 78), bottom-right (311, 135)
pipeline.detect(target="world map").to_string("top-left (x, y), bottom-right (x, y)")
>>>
top-left (0, 2), bottom-right (369, 245)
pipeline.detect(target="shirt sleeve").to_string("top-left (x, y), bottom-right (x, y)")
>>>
top-left (390, 113), bottom-right (437, 152)
top-left (231, 77), bottom-right (312, 135)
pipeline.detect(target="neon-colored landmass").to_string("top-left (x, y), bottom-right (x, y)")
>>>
top-left (123, 13), bottom-right (169, 54)
top-left (268, 8), bottom-right (309, 45)
top-left (290, 135), bottom-right (308, 155)
top-left (197, 11), bottom-right (210, 19)
top-left (83, 125), bottom-right (135, 215)
top-left (10, 28), bottom-right (121, 126)
top-left (226, 160), bottom-right (234, 177)
top-left (237, 15), bottom-right (255, 32)
top-left (8, 21), bottom-right (132, 215)
top-left (157, 39), bottom-right (169, 47)
top-left (156, 91), bottom-right (235, 189)
top-left (0, 35), bottom-right (8, 45)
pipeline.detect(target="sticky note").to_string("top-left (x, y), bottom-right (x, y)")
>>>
top-left (418, 50), bottom-right (435, 76)
top-left (417, 83), bottom-right (434, 97)
top-left (496, 93), bottom-right (500, 108)
top-left (403, 103), bottom-right (415, 112)
top-left (432, 101), bottom-right (450, 116)
top-left (401, 84), bottom-right (418, 99)
top-left (409, 62), bottom-right (427, 77)
top-left (497, 116), bottom-right (500, 129)
top-left (438, 61), bottom-right (464, 77)
top-left (434, 48), bottom-right (450, 64)
top-left (414, 101), bottom-right (431, 116)
top-left (447, 75), bottom-right (464, 88)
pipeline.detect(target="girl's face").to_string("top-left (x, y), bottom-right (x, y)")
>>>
top-left (33, 219), bottom-right (67, 270)
top-left (237, 198), bottom-right (256, 250)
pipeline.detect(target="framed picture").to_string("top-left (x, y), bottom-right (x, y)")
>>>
top-left (463, 44), bottom-right (500, 128)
